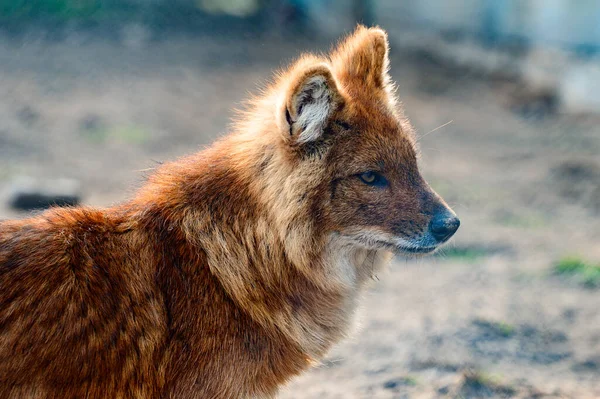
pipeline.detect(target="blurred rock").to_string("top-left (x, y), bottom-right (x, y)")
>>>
top-left (552, 159), bottom-right (600, 182)
top-left (16, 106), bottom-right (39, 127)
top-left (8, 176), bottom-right (81, 211)
top-left (509, 86), bottom-right (559, 120)
top-left (79, 113), bottom-right (105, 132)
top-left (551, 159), bottom-right (600, 213)
top-left (572, 356), bottom-right (600, 373)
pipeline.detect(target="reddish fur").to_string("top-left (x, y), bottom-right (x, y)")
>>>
top-left (0, 26), bottom-right (456, 398)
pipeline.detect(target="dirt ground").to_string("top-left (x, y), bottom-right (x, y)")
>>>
top-left (1, 30), bottom-right (599, 398)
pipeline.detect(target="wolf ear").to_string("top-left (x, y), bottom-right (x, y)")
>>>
top-left (331, 25), bottom-right (390, 88)
top-left (279, 63), bottom-right (343, 144)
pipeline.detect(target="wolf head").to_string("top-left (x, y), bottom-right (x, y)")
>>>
top-left (237, 26), bottom-right (459, 258)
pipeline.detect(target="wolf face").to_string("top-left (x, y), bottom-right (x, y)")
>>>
top-left (268, 26), bottom-right (459, 257)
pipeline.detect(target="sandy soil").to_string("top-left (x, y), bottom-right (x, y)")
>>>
top-left (0, 30), bottom-right (599, 398)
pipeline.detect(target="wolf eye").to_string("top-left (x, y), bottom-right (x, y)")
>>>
top-left (358, 171), bottom-right (388, 187)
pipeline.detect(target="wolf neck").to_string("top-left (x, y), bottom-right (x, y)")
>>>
top-left (195, 216), bottom-right (387, 358)
top-left (188, 201), bottom-right (362, 358)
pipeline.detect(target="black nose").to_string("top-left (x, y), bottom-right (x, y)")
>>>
top-left (429, 212), bottom-right (460, 242)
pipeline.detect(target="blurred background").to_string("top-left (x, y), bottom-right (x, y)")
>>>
top-left (1, 1), bottom-right (600, 397)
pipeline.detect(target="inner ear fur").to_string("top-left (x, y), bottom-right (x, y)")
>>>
top-left (281, 63), bottom-right (343, 144)
top-left (331, 25), bottom-right (390, 88)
